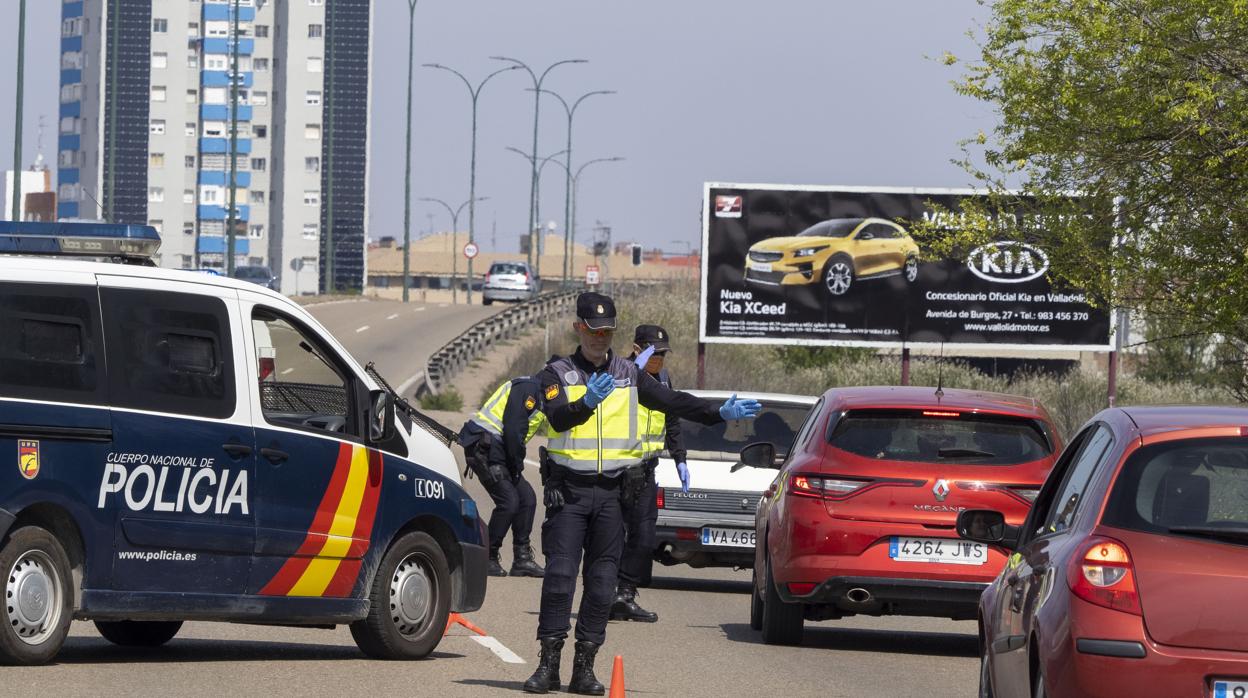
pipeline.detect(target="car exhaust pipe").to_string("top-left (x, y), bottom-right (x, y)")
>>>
top-left (845, 587), bottom-right (872, 604)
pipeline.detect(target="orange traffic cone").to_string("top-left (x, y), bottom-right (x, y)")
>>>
top-left (443, 612), bottom-right (488, 637)
top-left (609, 654), bottom-right (625, 697)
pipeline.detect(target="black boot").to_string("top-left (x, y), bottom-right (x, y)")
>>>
top-left (568, 641), bottom-right (605, 695)
top-left (510, 544), bottom-right (545, 578)
top-left (610, 582), bottom-right (658, 623)
top-left (487, 550), bottom-right (507, 577)
top-left (523, 637), bottom-right (563, 694)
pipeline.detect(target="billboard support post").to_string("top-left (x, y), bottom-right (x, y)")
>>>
top-left (900, 348), bottom-right (911, 386)
top-left (1107, 350), bottom-right (1118, 407)
top-left (696, 341), bottom-right (706, 389)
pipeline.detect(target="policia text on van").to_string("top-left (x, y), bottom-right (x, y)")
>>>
top-left (0, 222), bottom-right (486, 665)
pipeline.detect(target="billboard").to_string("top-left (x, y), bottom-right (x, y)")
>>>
top-left (699, 183), bottom-right (1112, 351)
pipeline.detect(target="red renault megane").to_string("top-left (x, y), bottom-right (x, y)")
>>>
top-left (959, 406), bottom-right (1248, 697)
top-left (745, 386), bottom-right (1060, 645)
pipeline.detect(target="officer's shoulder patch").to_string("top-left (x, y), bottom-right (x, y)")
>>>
top-left (544, 384), bottom-right (560, 400)
top-left (563, 370), bottom-right (580, 385)
top-left (524, 396), bottom-right (536, 410)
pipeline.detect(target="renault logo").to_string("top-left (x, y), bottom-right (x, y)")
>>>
top-left (933, 479), bottom-right (951, 502)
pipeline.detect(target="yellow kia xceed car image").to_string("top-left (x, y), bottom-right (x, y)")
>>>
top-left (743, 217), bottom-right (920, 296)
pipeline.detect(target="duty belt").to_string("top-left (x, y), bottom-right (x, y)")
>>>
top-left (553, 465), bottom-right (623, 487)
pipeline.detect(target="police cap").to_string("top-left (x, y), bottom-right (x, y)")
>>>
top-left (633, 324), bottom-right (671, 353)
top-left (576, 292), bottom-right (617, 330)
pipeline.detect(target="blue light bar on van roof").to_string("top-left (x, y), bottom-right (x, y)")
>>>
top-left (0, 221), bottom-right (161, 260)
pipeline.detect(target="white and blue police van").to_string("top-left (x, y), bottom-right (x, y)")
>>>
top-left (0, 222), bottom-right (486, 664)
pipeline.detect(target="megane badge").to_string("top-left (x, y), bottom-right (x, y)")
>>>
top-left (933, 479), bottom-right (951, 502)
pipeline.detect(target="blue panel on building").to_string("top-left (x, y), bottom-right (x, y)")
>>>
top-left (60, 168), bottom-right (80, 185)
top-left (202, 38), bottom-right (254, 56)
top-left (202, 4), bottom-right (230, 20)
top-left (60, 69), bottom-right (82, 85)
top-left (197, 205), bottom-right (251, 221)
top-left (199, 138), bottom-right (253, 155)
top-left (61, 36), bottom-right (82, 53)
top-left (197, 236), bottom-right (250, 255)
top-left (59, 102), bottom-right (81, 118)
top-left (63, 2), bottom-right (84, 19)
top-left (58, 134), bottom-right (80, 151)
top-left (197, 171), bottom-right (252, 188)
top-left (58, 202), bottom-right (80, 219)
top-left (203, 72), bottom-right (254, 89)
top-left (201, 104), bottom-right (253, 121)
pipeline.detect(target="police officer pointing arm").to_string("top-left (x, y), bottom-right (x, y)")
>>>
top-left (523, 293), bottom-right (760, 695)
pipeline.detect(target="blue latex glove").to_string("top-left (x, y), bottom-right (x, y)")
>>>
top-left (583, 372), bottom-right (616, 409)
top-left (677, 461), bottom-right (690, 493)
top-left (719, 393), bottom-right (762, 421)
top-left (633, 344), bottom-right (657, 369)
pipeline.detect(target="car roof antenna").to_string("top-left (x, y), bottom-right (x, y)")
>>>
top-left (935, 342), bottom-right (945, 400)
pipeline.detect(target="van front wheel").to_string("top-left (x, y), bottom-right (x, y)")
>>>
top-left (351, 531), bottom-right (452, 660)
top-left (0, 526), bottom-right (74, 665)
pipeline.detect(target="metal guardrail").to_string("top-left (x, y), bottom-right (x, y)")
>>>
top-left (421, 290), bottom-right (578, 396)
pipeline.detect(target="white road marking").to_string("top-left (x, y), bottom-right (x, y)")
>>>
top-left (386, 313), bottom-right (400, 320)
top-left (281, 368), bottom-right (295, 376)
top-left (470, 635), bottom-right (526, 664)
top-left (438, 303), bottom-right (449, 308)
top-left (355, 325), bottom-right (370, 333)
top-left (414, 307), bottom-right (427, 313)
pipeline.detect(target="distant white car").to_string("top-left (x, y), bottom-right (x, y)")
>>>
top-left (652, 390), bottom-right (817, 573)
top-left (482, 261), bottom-right (539, 305)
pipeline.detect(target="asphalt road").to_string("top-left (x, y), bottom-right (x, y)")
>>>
top-left (11, 298), bottom-right (979, 696)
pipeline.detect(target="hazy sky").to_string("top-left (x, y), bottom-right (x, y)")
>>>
top-left (0, 1), bottom-right (995, 257)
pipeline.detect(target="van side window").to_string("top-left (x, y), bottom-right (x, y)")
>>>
top-left (252, 308), bottom-right (353, 436)
top-left (0, 282), bottom-right (104, 405)
top-left (100, 288), bottom-right (235, 419)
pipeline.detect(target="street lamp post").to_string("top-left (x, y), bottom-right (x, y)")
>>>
top-left (532, 88), bottom-right (615, 286)
top-left (504, 146), bottom-right (567, 264)
top-left (424, 63), bottom-right (519, 305)
top-left (546, 156), bottom-right (624, 284)
top-left (420, 196), bottom-right (487, 304)
top-left (11, 0), bottom-right (25, 221)
top-left (401, 0), bottom-right (419, 302)
top-left (489, 56), bottom-right (585, 279)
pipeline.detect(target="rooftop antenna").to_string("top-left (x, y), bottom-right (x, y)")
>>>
top-left (33, 115), bottom-right (45, 170)
top-left (935, 342), bottom-right (945, 400)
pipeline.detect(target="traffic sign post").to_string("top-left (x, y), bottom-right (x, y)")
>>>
top-left (585, 265), bottom-right (600, 286)
top-left (463, 242), bottom-right (479, 260)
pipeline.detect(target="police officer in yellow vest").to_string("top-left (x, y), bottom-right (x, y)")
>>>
top-left (459, 377), bottom-right (547, 578)
top-left (610, 324), bottom-right (683, 623)
top-left (523, 293), bottom-right (762, 695)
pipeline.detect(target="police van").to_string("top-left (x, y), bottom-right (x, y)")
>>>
top-left (0, 222), bottom-right (486, 665)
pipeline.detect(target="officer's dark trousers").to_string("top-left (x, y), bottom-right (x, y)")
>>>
top-left (618, 462), bottom-right (657, 587)
top-left (537, 477), bottom-right (624, 645)
top-left (484, 474), bottom-right (536, 554)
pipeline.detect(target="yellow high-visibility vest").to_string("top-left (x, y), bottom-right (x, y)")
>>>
top-left (470, 379), bottom-right (546, 443)
top-left (544, 355), bottom-right (644, 474)
top-left (638, 368), bottom-right (671, 459)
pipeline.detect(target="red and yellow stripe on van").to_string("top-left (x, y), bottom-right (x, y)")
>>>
top-left (260, 443), bottom-right (384, 597)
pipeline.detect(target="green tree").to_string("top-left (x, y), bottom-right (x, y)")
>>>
top-left (937, 0), bottom-right (1248, 395)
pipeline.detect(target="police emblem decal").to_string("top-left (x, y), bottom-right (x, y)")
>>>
top-left (524, 396), bottom-right (536, 410)
top-left (596, 304), bottom-right (604, 314)
top-left (18, 440), bottom-right (40, 480)
top-left (545, 384), bottom-right (560, 400)
top-left (564, 370), bottom-right (580, 385)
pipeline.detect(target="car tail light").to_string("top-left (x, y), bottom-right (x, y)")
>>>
top-left (656, 487), bottom-right (665, 509)
top-left (485, 273), bottom-right (491, 284)
top-left (1068, 536), bottom-right (1141, 615)
top-left (258, 357), bottom-right (276, 381)
top-left (922, 410), bottom-right (962, 418)
top-left (675, 528), bottom-right (698, 541)
top-left (788, 473), bottom-right (871, 500)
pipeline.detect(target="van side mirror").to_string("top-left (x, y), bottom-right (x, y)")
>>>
top-left (368, 389), bottom-right (395, 443)
top-left (738, 441), bottom-right (777, 469)
top-left (956, 509), bottom-right (1019, 549)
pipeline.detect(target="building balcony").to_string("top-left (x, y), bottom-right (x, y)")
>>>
top-left (197, 236), bottom-right (250, 255)
top-left (202, 38), bottom-right (255, 56)
top-left (201, 104), bottom-right (253, 122)
top-left (202, 71), bottom-right (254, 89)
top-left (198, 170), bottom-right (252, 188)
top-left (202, 4), bottom-right (257, 22)
top-left (198, 204), bottom-right (251, 221)
top-left (199, 137), bottom-right (253, 155)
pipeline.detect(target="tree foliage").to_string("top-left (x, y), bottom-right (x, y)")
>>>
top-left (935, 0), bottom-right (1248, 394)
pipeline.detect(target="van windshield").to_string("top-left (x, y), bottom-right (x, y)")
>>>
top-left (680, 401), bottom-right (812, 461)
top-left (828, 409), bottom-right (1051, 465)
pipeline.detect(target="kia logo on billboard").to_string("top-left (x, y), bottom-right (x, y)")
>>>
top-left (967, 241), bottom-right (1049, 283)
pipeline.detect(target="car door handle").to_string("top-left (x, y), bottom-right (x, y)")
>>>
top-left (222, 443), bottom-right (253, 458)
top-left (260, 447), bottom-right (289, 464)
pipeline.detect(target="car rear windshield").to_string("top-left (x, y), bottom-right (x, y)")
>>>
top-left (490, 263), bottom-right (527, 275)
top-left (234, 267), bottom-right (271, 280)
top-left (798, 219), bottom-right (860, 238)
top-left (827, 409), bottom-right (1051, 465)
top-left (1103, 437), bottom-right (1248, 544)
top-left (680, 401), bottom-right (812, 461)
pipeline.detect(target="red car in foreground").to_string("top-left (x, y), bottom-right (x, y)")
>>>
top-left (959, 406), bottom-right (1248, 697)
top-left (746, 386), bottom-right (1060, 645)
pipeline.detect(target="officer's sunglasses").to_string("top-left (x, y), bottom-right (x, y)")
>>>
top-left (578, 320), bottom-right (615, 338)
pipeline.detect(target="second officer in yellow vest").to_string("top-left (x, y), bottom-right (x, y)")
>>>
top-left (523, 293), bottom-right (762, 695)
top-left (458, 377), bottom-right (546, 578)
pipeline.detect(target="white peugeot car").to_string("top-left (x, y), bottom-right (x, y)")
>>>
top-left (652, 390), bottom-right (817, 574)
